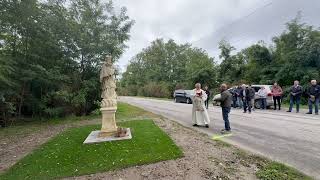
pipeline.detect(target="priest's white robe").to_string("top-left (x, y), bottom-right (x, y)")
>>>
top-left (191, 89), bottom-right (210, 125)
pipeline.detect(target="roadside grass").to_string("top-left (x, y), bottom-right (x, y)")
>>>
top-left (0, 102), bottom-right (155, 137)
top-left (116, 102), bottom-right (157, 120)
top-left (282, 103), bottom-right (308, 110)
top-left (231, 148), bottom-right (312, 180)
top-left (0, 114), bottom-right (100, 137)
top-left (0, 120), bottom-right (183, 180)
top-left (256, 161), bottom-right (313, 180)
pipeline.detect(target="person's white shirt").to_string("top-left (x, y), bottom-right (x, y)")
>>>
top-left (257, 88), bottom-right (268, 98)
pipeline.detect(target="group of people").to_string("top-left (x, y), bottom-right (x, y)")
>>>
top-left (191, 79), bottom-right (320, 134)
top-left (230, 83), bottom-right (281, 112)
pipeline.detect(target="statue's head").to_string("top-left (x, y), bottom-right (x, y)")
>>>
top-left (105, 55), bottom-right (112, 65)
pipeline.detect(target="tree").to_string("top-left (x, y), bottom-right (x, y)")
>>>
top-left (0, 0), bottom-right (133, 120)
top-left (120, 39), bottom-right (218, 97)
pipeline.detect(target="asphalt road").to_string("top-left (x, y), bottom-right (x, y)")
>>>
top-left (120, 96), bottom-right (320, 179)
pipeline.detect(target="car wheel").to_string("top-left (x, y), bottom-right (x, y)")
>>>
top-left (254, 100), bottom-right (261, 109)
top-left (186, 98), bottom-right (190, 104)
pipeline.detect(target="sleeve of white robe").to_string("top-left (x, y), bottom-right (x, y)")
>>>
top-left (201, 90), bottom-right (207, 101)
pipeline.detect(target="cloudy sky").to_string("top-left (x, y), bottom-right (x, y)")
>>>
top-left (112, 0), bottom-right (320, 71)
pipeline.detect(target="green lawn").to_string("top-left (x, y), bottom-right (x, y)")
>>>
top-left (0, 120), bottom-right (183, 180)
top-left (116, 102), bottom-right (156, 120)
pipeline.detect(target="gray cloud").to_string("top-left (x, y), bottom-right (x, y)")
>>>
top-left (113, 0), bottom-right (320, 70)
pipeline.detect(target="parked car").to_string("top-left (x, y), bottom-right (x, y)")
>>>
top-left (173, 89), bottom-right (194, 104)
top-left (212, 85), bottom-right (273, 108)
top-left (251, 85), bottom-right (273, 109)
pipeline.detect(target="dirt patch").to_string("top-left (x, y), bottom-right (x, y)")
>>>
top-left (65, 118), bottom-right (263, 180)
top-left (0, 119), bottom-right (99, 173)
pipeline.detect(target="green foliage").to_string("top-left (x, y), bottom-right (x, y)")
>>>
top-left (120, 39), bottom-right (218, 97)
top-left (0, 120), bottom-right (183, 180)
top-left (138, 82), bottom-right (170, 98)
top-left (217, 15), bottom-right (320, 103)
top-left (0, 0), bottom-right (133, 119)
top-left (256, 162), bottom-right (312, 180)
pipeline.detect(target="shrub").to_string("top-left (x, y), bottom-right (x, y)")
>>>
top-left (140, 82), bottom-right (171, 98)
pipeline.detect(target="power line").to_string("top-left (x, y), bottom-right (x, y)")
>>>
top-left (192, 1), bottom-right (273, 45)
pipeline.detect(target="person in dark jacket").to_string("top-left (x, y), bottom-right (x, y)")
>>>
top-left (306, 80), bottom-right (320, 115)
top-left (204, 86), bottom-right (210, 109)
top-left (236, 85), bottom-right (243, 109)
top-left (230, 88), bottom-right (238, 108)
top-left (248, 84), bottom-right (256, 111)
top-left (287, 80), bottom-right (303, 113)
top-left (240, 84), bottom-right (252, 113)
top-left (214, 84), bottom-right (232, 133)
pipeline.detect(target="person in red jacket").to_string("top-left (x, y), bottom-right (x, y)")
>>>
top-left (271, 82), bottom-right (283, 110)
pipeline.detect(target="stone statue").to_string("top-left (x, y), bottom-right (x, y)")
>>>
top-left (83, 55), bottom-right (132, 142)
top-left (100, 56), bottom-right (117, 108)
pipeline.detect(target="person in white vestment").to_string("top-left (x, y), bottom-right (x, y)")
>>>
top-left (192, 83), bottom-right (210, 128)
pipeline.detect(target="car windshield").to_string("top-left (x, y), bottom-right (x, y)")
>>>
top-left (185, 90), bottom-right (194, 95)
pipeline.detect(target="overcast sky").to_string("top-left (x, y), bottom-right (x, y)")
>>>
top-left (112, 0), bottom-right (320, 71)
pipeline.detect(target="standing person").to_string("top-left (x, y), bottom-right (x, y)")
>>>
top-left (248, 84), bottom-right (256, 111)
top-left (236, 85), bottom-right (243, 109)
top-left (214, 84), bottom-right (232, 134)
top-left (257, 86), bottom-right (268, 109)
top-left (231, 88), bottom-right (238, 108)
top-left (306, 80), bottom-right (320, 115)
top-left (240, 84), bottom-right (252, 113)
top-left (287, 80), bottom-right (303, 113)
top-left (204, 85), bottom-right (210, 109)
top-left (271, 82), bottom-right (283, 110)
top-left (192, 83), bottom-right (210, 127)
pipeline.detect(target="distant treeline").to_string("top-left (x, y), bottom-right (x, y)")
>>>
top-left (119, 16), bottom-right (320, 101)
top-left (0, 0), bottom-right (133, 121)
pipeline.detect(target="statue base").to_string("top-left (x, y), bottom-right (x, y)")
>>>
top-left (83, 128), bottom-right (132, 144)
top-left (99, 107), bottom-right (118, 138)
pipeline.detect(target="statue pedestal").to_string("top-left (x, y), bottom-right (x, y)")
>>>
top-left (99, 107), bottom-right (118, 137)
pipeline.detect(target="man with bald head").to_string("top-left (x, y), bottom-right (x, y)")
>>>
top-left (214, 83), bottom-right (232, 133)
top-left (306, 80), bottom-right (320, 115)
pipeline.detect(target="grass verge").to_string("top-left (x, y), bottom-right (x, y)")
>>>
top-left (230, 147), bottom-right (313, 180)
top-left (256, 161), bottom-right (313, 180)
top-left (0, 120), bottom-right (183, 180)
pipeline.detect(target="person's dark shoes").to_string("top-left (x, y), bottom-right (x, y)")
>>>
top-left (306, 112), bottom-right (312, 114)
top-left (286, 110), bottom-right (291, 112)
top-left (296, 111), bottom-right (299, 113)
top-left (248, 111), bottom-right (251, 114)
top-left (205, 124), bottom-right (209, 128)
top-left (243, 111), bottom-right (246, 113)
top-left (193, 124), bottom-right (198, 127)
top-left (316, 113), bottom-right (319, 115)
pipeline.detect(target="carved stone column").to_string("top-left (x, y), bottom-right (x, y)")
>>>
top-left (99, 107), bottom-right (117, 137)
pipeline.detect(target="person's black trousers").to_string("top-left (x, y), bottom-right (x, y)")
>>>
top-left (273, 96), bottom-right (281, 110)
top-left (205, 99), bottom-right (209, 109)
top-left (243, 99), bottom-right (251, 113)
